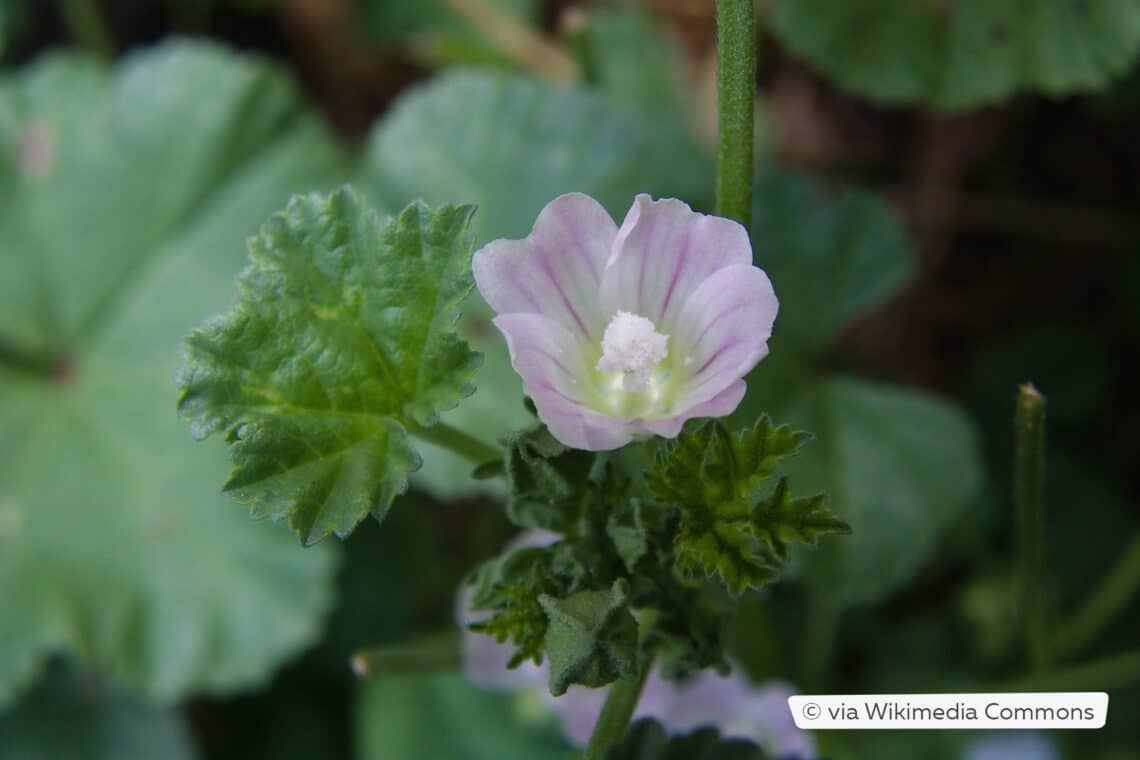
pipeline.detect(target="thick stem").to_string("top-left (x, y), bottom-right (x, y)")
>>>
top-left (60, 0), bottom-right (114, 60)
top-left (715, 0), bottom-right (755, 229)
top-left (405, 421), bottom-right (501, 467)
top-left (1056, 531), bottom-right (1140, 659)
top-left (582, 663), bottom-right (651, 760)
top-left (1014, 383), bottom-right (1049, 671)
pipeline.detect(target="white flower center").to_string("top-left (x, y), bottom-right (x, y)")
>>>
top-left (595, 311), bottom-right (669, 393)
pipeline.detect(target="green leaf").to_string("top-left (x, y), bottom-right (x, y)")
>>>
top-left (649, 418), bottom-right (811, 518)
top-left (636, 584), bottom-right (732, 680)
top-left (360, 67), bottom-right (712, 246)
top-left (356, 673), bottom-right (570, 760)
top-left (603, 718), bottom-right (766, 760)
top-left (780, 378), bottom-right (983, 605)
top-left (177, 189), bottom-right (482, 544)
top-left (648, 418), bottom-right (846, 595)
top-left (539, 579), bottom-right (639, 696)
top-left (749, 479), bottom-right (852, 562)
top-left (0, 662), bottom-right (197, 760)
top-left (0, 43), bottom-right (339, 705)
top-left (606, 498), bottom-right (651, 574)
top-left (587, 5), bottom-right (690, 116)
top-left (752, 170), bottom-right (914, 358)
top-left (769, 0), bottom-right (1140, 109)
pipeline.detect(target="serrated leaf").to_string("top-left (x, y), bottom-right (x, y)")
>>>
top-left (649, 419), bottom-right (846, 595)
top-left (749, 478), bottom-right (852, 562)
top-left (177, 189), bottom-right (482, 544)
top-left (769, 0), bottom-right (1140, 109)
top-left (603, 718), bottom-right (766, 760)
top-left (0, 42), bottom-right (340, 706)
top-left (467, 543), bottom-right (584, 669)
top-left (672, 523), bottom-right (778, 596)
top-left (0, 662), bottom-right (197, 760)
top-left (649, 418), bottom-right (811, 515)
top-left (539, 579), bottom-right (639, 696)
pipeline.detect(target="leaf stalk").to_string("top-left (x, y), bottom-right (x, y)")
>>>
top-left (350, 629), bottom-right (461, 679)
top-left (405, 420), bottom-right (501, 468)
top-left (1055, 530), bottom-right (1140, 659)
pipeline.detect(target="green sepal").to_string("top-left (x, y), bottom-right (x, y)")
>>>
top-left (470, 459), bottom-right (504, 480)
top-left (603, 718), bottom-right (766, 760)
top-left (606, 498), bottom-right (651, 573)
top-left (176, 187), bottom-right (482, 544)
top-left (504, 425), bottom-right (597, 532)
top-left (539, 579), bottom-right (640, 696)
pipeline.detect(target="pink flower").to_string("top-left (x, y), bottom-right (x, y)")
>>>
top-left (473, 194), bottom-right (778, 451)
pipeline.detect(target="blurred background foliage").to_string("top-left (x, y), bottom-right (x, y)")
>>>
top-left (0, 1), bottom-right (1138, 758)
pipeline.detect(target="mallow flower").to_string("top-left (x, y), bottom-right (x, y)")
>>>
top-left (473, 193), bottom-right (778, 450)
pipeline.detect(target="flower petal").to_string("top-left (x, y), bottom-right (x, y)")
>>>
top-left (473, 193), bottom-right (617, 341)
top-left (669, 264), bottom-right (778, 411)
top-left (641, 380), bottom-right (746, 438)
top-left (494, 313), bottom-right (639, 450)
top-left (599, 194), bottom-right (753, 333)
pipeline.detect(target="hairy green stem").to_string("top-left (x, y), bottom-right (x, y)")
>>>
top-left (350, 629), bottom-right (461, 679)
top-left (406, 421), bottom-right (501, 466)
top-left (999, 649), bottom-right (1140, 693)
top-left (1056, 531), bottom-right (1140, 659)
top-left (60, 0), bottom-right (114, 60)
top-left (583, 663), bottom-right (651, 759)
top-left (1014, 383), bottom-right (1050, 671)
top-left (715, 0), bottom-right (755, 229)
